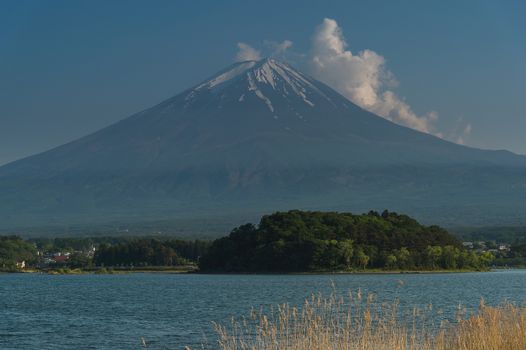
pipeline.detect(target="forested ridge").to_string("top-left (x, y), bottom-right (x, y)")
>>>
top-left (199, 210), bottom-right (494, 272)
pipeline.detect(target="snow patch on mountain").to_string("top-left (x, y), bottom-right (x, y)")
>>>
top-left (248, 72), bottom-right (274, 112)
top-left (261, 60), bottom-right (317, 107)
top-left (196, 61), bottom-right (256, 90)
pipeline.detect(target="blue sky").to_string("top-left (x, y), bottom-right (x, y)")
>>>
top-left (1, 0), bottom-right (525, 165)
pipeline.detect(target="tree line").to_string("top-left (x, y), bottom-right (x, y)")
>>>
top-left (0, 235), bottom-right (210, 270)
top-left (0, 210), bottom-right (499, 271)
top-left (93, 239), bottom-right (210, 267)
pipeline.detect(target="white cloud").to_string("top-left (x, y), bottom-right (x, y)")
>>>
top-left (459, 123), bottom-right (472, 144)
top-left (267, 40), bottom-right (293, 54)
top-left (236, 42), bottom-right (261, 62)
top-left (309, 18), bottom-right (437, 134)
top-left (453, 120), bottom-right (472, 145)
top-left (233, 19), bottom-right (472, 144)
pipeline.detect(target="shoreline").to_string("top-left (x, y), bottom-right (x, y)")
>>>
top-left (195, 268), bottom-right (488, 275)
top-left (0, 266), bottom-right (198, 275)
top-left (1, 267), bottom-right (498, 275)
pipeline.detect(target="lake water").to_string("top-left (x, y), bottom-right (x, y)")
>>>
top-left (1, 270), bottom-right (526, 349)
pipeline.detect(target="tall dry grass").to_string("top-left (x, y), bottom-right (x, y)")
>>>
top-left (442, 299), bottom-right (526, 350)
top-left (211, 291), bottom-right (526, 350)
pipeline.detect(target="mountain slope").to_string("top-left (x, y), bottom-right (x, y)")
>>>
top-left (1, 58), bottom-right (526, 230)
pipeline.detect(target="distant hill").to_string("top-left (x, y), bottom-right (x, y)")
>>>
top-left (199, 210), bottom-right (492, 272)
top-left (1, 58), bottom-right (526, 232)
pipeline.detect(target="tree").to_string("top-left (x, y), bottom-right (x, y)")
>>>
top-left (338, 240), bottom-right (354, 269)
top-left (68, 252), bottom-right (92, 268)
top-left (0, 236), bottom-right (37, 268)
top-left (396, 247), bottom-right (412, 269)
top-left (479, 251), bottom-right (495, 267)
top-left (354, 248), bottom-right (370, 270)
top-left (386, 254), bottom-right (398, 269)
top-left (425, 246), bottom-right (443, 270)
top-left (441, 246), bottom-right (460, 269)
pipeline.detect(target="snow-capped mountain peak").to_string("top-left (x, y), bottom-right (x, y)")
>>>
top-left (187, 58), bottom-right (332, 113)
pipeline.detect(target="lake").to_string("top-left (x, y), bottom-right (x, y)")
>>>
top-left (1, 270), bottom-right (526, 349)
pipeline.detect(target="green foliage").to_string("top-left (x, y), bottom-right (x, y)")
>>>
top-left (511, 239), bottom-right (526, 258)
top-left (93, 239), bottom-right (210, 267)
top-left (32, 237), bottom-right (95, 252)
top-left (386, 254), bottom-right (398, 269)
top-left (353, 248), bottom-right (370, 270)
top-left (479, 251), bottom-right (495, 266)
top-left (0, 236), bottom-right (37, 268)
top-left (200, 210), bottom-right (492, 272)
top-left (68, 252), bottom-right (93, 268)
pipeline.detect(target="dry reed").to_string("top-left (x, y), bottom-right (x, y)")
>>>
top-left (210, 291), bottom-right (526, 350)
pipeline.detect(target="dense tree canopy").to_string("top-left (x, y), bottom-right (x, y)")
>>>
top-left (199, 210), bottom-right (491, 272)
top-left (93, 239), bottom-right (210, 267)
top-left (0, 236), bottom-right (37, 268)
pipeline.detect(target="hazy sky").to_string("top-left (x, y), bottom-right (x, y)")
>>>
top-left (1, 0), bottom-right (525, 165)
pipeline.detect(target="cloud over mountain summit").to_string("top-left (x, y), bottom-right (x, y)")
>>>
top-left (308, 18), bottom-right (439, 135)
top-left (235, 18), bottom-right (472, 142)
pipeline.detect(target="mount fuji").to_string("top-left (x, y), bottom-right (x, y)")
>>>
top-left (1, 58), bottom-right (526, 232)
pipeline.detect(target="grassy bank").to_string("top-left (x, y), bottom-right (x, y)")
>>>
top-left (207, 291), bottom-right (526, 350)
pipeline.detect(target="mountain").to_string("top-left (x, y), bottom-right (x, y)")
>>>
top-left (1, 58), bottom-right (526, 232)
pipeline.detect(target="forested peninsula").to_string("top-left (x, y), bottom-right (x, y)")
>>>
top-left (199, 210), bottom-right (494, 272)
